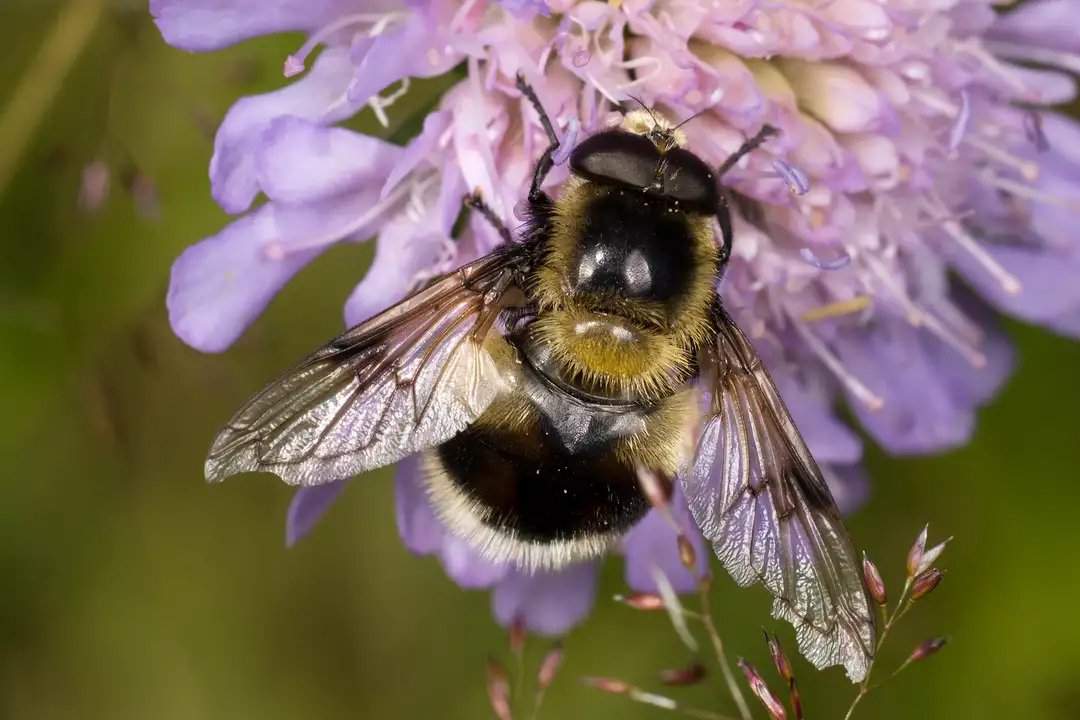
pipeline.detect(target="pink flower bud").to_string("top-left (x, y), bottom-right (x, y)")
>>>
top-left (658, 662), bottom-right (706, 686)
top-left (763, 634), bottom-right (803, 719)
top-left (78, 160), bottom-right (110, 213)
top-left (583, 676), bottom-right (632, 695)
top-left (765, 632), bottom-right (794, 683)
top-left (537, 644), bottom-right (564, 690)
top-left (508, 615), bottom-right (526, 656)
top-left (486, 659), bottom-right (513, 720)
top-left (914, 538), bottom-right (951, 577)
top-left (908, 636), bottom-right (948, 664)
top-left (862, 553), bottom-right (887, 606)
top-left (614, 592), bottom-right (665, 611)
top-left (911, 568), bottom-right (943, 600)
top-left (906, 525), bottom-right (929, 578)
top-left (738, 659), bottom-right (787, 720)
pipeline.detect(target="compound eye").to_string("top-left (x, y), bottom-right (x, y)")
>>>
top-left (661, 148), bottom-right (718, 210)
top-left (570, 131), bottom-right (659, 190)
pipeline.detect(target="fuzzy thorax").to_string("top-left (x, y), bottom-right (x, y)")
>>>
top-left (529, 178), bottom-right (719, 402)
top-left (530, 308), bottom-right (693, 401)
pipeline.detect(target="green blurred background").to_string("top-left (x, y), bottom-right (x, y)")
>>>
top-left (4, 2), bottom-right (1080, 718)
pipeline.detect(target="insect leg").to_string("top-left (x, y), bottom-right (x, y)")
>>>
top-left (716, 191), bottom-right (734, 269)
top-left (716, 124), bottom-right (779, 179)
top-left (463, 191), bottom-right (513, 245)
top-left (516, 73), bottom-right (560, 203)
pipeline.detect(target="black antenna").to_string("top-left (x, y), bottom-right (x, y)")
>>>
top-left (625, 94), bottom-right (661, 127)
top-left (672, 108), bottom-right (708, 132)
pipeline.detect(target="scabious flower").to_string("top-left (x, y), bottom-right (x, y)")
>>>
top-left (152, 0), bottom-right (1080, 634)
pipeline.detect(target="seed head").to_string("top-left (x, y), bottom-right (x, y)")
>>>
top-left (537, 644), bottom-right (564, 690)
top-left (485, 658), bottom-right (513, 720)
top-left (914, 538), bottom-right (952, 577)
top-left (764, 632), bottom-right (794, 683)
top-left (911, 568), bottom-right (944, 600)
top-left (508, 615), bottom-right (526, 656)
top-left (582, 676), bottom-right (632, 695)
top-left (862, 553), bottom-right (887, 606)
top-left (614, 592), bottom-right (665, 611)
top-left (907, 636), bottom-right (948, 664)
top-left (906, 525), bottom-right (929, 578)
top-left (658, 662), bottom-right (706, 686)
top-left (737, 658), bottom-right (787, 720)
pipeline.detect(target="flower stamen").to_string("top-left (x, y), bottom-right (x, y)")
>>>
top-left (941, 219), bottom-right (1022, 296)
top-left (947, 91), bottom-right (971, 154)
top-left (864, 255), bottom-right (988, 368)
top-left (369, 78), bottom-right (411, 128)
top-left (283, 12), bottom-right (406, 78)
top-left (801, 295), bottom-right (871, 322)
top-left (964, 135), bottom-right (1039, 182)
top-left (261, 180), bottom-right (412, 261)
top-left (987, 40), bottom-right (1080, 76)
top-left (794, 322), bottom-right (885, 410)
top-left (980, 170), bottom-right (1080, 212)
top-left (955, 41), bottom-right (1035, 99)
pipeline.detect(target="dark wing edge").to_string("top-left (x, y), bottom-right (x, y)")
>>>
top-left (204, 247), bottom-right (530, 487)
top-left (682, 306), bottom-right (876, 682)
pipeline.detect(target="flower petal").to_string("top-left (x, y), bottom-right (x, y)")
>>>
top-left (622, 492), bottom-right (707, 594)
top-left (824, 463), bottom-right (869, 516)
top-left (492, 563), bottom-right (599, 636)
top-left (394, 455), bottom-right (444, 556)
top-left (773, 366), bottom-right (862, 465)
top-left (989, 0), bottom-right (1080, 54)
top-left (286, 481), bottom-right (350, 547)
top-left (210, 47), bottom-right (358, 214)
top-left (779, 60), bottom-right (884, 134)
top-left (346, 10), bottom-right (462, 107)
top-left (150, 0), bottom-right (360, 51)
top-left (167, 205), bottom-right (321, 352)
top-left (829, 315), bottom-right (1006, 455)
top-left (380, 111), bottom-right (451, 200)
top-left (438, 535), bottom-right (509, 589)
top-left (344, 226), bottom-right (450, 326)
top-left (394, 455), bottom-right (509, 588)
top-left (342, 166), bottom-right (465, 327)
top-left (271, 184), bottom-right (390, 256)
top-left (256, 117), bottom-right (401, 205)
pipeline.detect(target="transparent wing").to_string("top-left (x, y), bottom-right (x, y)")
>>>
top-left (682, 306), bottom-right (876, 682)
top-left (205, 248), bottom-right (529, 486)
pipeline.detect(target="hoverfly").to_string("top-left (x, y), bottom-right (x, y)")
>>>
top-left (205, 75), bottom-right (876, 681)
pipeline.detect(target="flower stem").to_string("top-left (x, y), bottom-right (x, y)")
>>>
top-left (698, 580), bottom-right (753, 720)
top-left (677, 706), bottom-right (742, 720)
top-left (843, 578), bottom-right (914, 720)
top-left (0, 0), bottom-right (105, 196)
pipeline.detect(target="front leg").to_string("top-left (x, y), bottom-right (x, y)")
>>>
top-left (716, 124), bottom-right (778, 179)
top-left (516, 73), bottom-right (560, 204)
top-left (463, 190), bottom-right (514, 245)
top-left (714, 125), bottom-right (778, 278)
top-left (716, 192), bottom-right (735, 270)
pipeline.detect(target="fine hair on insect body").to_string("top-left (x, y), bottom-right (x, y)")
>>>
top-left (203, 74), bottom-right (877, 682)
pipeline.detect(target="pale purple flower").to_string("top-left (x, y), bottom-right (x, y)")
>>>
top-left (153, 0), bottom-right (1080, 634)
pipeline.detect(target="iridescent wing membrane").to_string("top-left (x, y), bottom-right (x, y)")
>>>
top-left (682, 305), bottom-right (876, 682)
top-left (204, 248), bottom-right (528, 487)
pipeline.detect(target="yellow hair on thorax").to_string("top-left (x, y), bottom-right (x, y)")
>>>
top-left (527, 179), bottom-right (720, 403)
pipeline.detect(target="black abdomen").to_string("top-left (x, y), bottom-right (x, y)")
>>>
top-left (429, 349), bottom-right (658, 558)
top-left (435, 415), bottom-right (648, 544)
